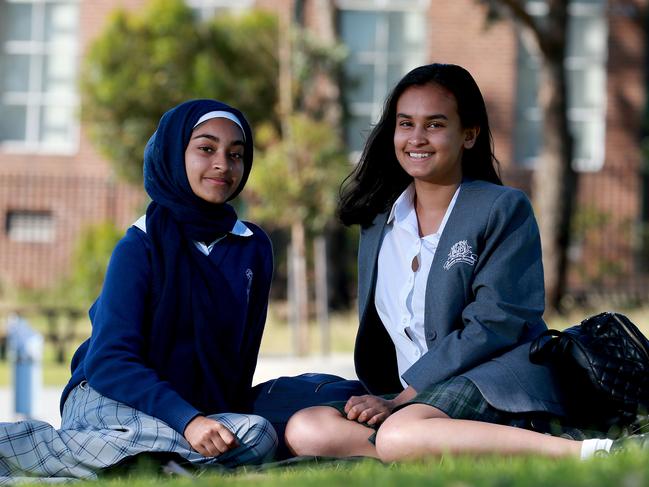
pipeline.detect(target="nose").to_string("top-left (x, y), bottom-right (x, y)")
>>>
top-left (408, 126), bottom-right (427, 146)
top-left (211, 151), bottom-right (229, 171)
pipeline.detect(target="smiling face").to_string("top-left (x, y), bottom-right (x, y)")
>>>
top-left (184, 117), bottom-right (245, 204)
top-left (393, 83), bottom-right (479, 187)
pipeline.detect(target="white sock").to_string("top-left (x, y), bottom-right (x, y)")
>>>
top-left (580, 438), bottom-right (613, 459)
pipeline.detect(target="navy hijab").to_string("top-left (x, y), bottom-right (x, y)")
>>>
top-left (142, 99), bottom-right (254, 413)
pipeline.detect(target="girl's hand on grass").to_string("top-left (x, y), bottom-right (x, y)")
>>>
top-left (184, 415), bottom-right (239, 457)
top-left (344, 395), bottom-right (395, 426)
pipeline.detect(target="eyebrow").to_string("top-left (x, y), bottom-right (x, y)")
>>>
top-left (396, 113), bottom-right (449, 121)
top-left (191, 133), bottom-right (245, 146)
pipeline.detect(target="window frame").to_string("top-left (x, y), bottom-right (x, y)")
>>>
top-left (184, 0), bottom-right (253, 21)
top-left (514, 0), bottom-right (608, 172)
top-left (5, 209), bottom-right (56, 243)
top-left (335, 0), bottom-right (430, 157)
top-left (0, 0), bottom-right (81, 155)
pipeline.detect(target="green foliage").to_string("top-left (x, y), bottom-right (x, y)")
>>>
top-left (292, 29), bottom-right (348, 113)
top-left (571, 206), bottom-right (628, 287)
top-left (246, 114), bottom-right (350, 233)
top-left (81, 0), bottom-right (278, 183)
top-left (4, 218), bottom-right (117, 307)
top-left (65, 221), bottom-right (123, 307)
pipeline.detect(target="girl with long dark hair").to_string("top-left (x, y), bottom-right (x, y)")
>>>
top-left (285, 63), bottom-right (636, 460)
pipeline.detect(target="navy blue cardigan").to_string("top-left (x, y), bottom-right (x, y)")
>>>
top-left (61, 221), bottom-right (273, 434)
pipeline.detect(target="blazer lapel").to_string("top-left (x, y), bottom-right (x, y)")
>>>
top-left (358, 212), bottom-right (389, 321)
top-left (424, 181), bottom-right (482, 333)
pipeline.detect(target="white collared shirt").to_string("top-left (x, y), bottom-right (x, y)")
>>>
top-left (374, 183), bottom-right (460, 387)
top-left (132, 215), bottom-right (252, 255)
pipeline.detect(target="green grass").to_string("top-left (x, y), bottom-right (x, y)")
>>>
top-left (5, 305), bottom-right (649, 485)
top-left (0, 303), bottom-right (359, 387)
top-left (258, 306), bottom-right (358, 355)
top-left (69, 451), bottom-right (649, 487)
top-left (3, 304), bottom-right (649, 387)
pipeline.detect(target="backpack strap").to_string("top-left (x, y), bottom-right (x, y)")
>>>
top-left (529, 329), bottom-right (562, 364)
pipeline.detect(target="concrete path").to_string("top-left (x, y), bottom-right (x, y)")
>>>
top-left (0, 353), bottom-right (356, 428)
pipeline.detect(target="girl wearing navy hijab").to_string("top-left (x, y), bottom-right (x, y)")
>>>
top-left (0, 100), bottom-right (276, 481)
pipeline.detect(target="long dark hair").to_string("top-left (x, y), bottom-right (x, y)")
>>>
top-left (338, 63), bottom-right (502, 227)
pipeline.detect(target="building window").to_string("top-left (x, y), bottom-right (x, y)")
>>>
top-left (184, 0), bottom-right (253, 21)
top-left (0, 0), bottom-right (80, 154)
top-left (336, 0), bottom-right (429, 154)
top-left (6, 210), bottom-right (55, 243)
top-left (514, 0), bottom-right (608, 172)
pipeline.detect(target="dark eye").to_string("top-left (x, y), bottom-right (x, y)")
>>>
top-left (398, 120), bottom-right (413, 128)
top-left (198, 146), bottom-right (215, 153)
top-left (230, 152), bottom-right (243, 160)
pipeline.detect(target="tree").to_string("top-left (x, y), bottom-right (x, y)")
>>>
top-left (480, 0), bottom-right (575, 313)
top-left (246, 4), bottom-right (349, 355)
top-left (66, 222), bottom-right (123, 308)
top-left (247, 114), bottom-right (349, 355)
top-left (81, 0), bottom-right (279, 183)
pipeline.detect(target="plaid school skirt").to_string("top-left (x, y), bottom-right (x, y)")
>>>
top-left (0, 382), bottom-right (277, 483)
top-left (329, 376), bottom-right (533, 444)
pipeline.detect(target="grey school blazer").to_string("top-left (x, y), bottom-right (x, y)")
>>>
top-left (354, 179), bottom-right (566, 416)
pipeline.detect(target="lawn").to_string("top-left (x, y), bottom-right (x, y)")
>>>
top-left (0, 304), bottom-right (360, 386)
top-left (1, 303), bottom-right (649, 387)
top-left (76, 451), bottom-right (649, 487)
top-left (3, 305), bottom-right (649, 485)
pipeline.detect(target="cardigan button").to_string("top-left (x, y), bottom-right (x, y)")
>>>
top-left (427, 330), bottom-right (437, 341)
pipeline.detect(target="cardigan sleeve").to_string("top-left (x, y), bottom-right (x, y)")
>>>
top-left (83, 228), bottom-right (201, 434)
top-left (402, 189), bottom-right (546, 392)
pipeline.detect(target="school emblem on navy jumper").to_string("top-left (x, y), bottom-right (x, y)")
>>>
top-left (245, 269), bottom-right (254, 300)
top-left (443, 240), bottom-right (478, 270)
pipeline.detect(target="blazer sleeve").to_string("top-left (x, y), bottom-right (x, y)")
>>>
top-left (402, 189), bottom-right (546, 392)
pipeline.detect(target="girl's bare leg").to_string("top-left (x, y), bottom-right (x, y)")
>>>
top-left (285, 406), bottom-right (378, 458)
top-left (375, 404), bottom-right (582, 462)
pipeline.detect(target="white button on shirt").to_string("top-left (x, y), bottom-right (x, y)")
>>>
top-left (374, 183), bottom-right (460, 388)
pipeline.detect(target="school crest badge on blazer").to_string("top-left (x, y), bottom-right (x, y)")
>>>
top-left (443, 240), bottom-right (478, 270)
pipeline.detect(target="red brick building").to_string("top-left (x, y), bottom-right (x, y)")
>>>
top-left (0, 0), bottom-right (646, 301)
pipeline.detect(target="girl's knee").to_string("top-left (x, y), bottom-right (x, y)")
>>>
top-left (241, 415), bottom-right (277, 464)
top-left (284, 407), bottom-right (337, 456)
top-left (375, 417), bottom-right (411, 462)
top-left (209, 413), bottom-right (278, 465)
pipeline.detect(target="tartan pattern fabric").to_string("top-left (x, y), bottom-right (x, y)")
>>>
top-left (395, 376), bottom-right (528, 425)
top-left (327, 377), bottom-right (532, 445)
top-left (0, 383), bottom-right (277, 483)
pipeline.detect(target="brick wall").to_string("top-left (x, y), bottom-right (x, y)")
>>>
top-left (0, 174), bottom-right (144, 290)
top-left (0, 0), bottom-right (647, 301)
top-left (419, 0), bottom-right (647, 298)
top-left (568, 0), bottom-right (648, 298)
top-left (0, 0), bottom-right (148, 292)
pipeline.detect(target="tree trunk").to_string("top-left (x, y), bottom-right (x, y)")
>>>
top-left (302, 0), bottom-right (342, 127)
top-left (531, 1), bottom-right (576, 313)
top-left (314, 235), bottom-right (330, 355)
top-left (290, 222), bottom-right (309, 356)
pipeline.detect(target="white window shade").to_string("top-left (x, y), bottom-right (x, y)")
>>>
top-left (6, 210), bottom-right (55, 243)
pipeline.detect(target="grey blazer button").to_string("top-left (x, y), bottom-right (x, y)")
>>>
top-left (427, 330), bottom-right (437, 341)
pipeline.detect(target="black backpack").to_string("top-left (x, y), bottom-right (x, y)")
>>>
top-left (530, 311), bottom-right (649, 430)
